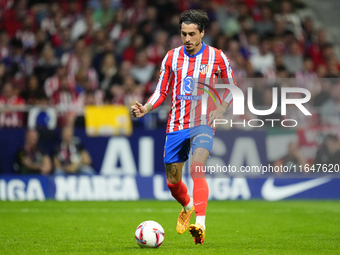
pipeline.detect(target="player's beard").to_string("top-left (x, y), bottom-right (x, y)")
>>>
top-left (186, 41), bottom-right (201, 54)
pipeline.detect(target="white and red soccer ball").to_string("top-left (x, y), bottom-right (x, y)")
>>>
top-left (135, 221), bottom-right (165, 248)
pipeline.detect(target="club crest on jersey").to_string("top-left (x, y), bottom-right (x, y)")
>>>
top-left (200, 64), bottom-right (209, 75)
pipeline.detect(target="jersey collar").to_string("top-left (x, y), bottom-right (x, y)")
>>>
top-left (183, 42), bottom-right (206, 58)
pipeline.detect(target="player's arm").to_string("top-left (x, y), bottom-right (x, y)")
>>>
top-left (131, 53), bottom-right (172, 118)
top-left (208, 51), bottom-right (237, 127)
top-left (219, 51), bottom-right (237, 109)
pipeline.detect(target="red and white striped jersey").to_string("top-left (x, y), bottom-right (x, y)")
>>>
top-left (147, 42), bottom-right (237, 133)
top-left (0, 95), bottom-right (25, 127)
top-left (44, 75), bottom-right (76, 98)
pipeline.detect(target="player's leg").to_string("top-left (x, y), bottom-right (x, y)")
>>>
top-left (188, 125), bottom-right (214, 245)
top-left (165, 163), bottom-right (195, 234)
top-left (164, 131), bottom-right (194, 234)
top-left (188, 147), bottom-right (209, 244)
top-left (165, 162), bottom-right (184, 184)
top-left (165, 162), bottom-right (190, 207)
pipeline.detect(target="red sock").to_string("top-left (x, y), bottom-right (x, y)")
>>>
top-left (190, 161), bottom-right (209, 216)
top-left (167, 180), bottom-right (190, 207)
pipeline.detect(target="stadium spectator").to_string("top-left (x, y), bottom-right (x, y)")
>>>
top-left (243, 30), bottom-right (260, 58)
top-left (93, 0), bottom-right (115, 29)
top-left (254, 4), bottom-right (274, 36)
top-left (2, 0), bottom-right (31, 38)
top-left (146, 30), bottom-right (169, 66)
top-left (40, 3), bottom-right (68, 35)
top-left (122, 34), bottom-right (145, 63)
top-left (71, 52), bottom-right (98, 94)
top-left (0, 62), bottom-right (8, 85)
top-left (71, 6), bottom-right (100, 41)
top-left (0, 29), bottom-right (10, 60)
top-left (0, 0), bottom-right (337, 131)
top-left (274, 141), bottom-right (307, 172)
top-left (0, 82), bottom-right (25, 127)
top-left (295, 56), bottom-right (319, 99)
top-left (91, 29), bottom-right (107, 54)
top-left (314, 134), bottom-right (340, 166)
top-left (75, 76), bottom-right (103, 109)
top-left (7, 39), bottom-right (30, 79)
top-left (13, 128), bottom-right (52, 175)
top-left (320, 83), bottom-right (340, 126)
top-left (34, 28), bottom-right (49, 54)
top-left (20, 75), bottom-right (45, 105)
top-left (123, 75), bottom-right (144, 107)
top-left (301, 17), bottom-right (315, 50)
top-left (307, 29), bottom-right (328, 69)
top-left (313, 79), bottom-right (332, 107)
top-left (98, 52), bottom-right (119, 91)
top-left (125, 0), bottom-right (147, 25)
top-left (108, 8), bottom-right (128, 42)
top-left (50, 76), bottom-right (77, 126)
top-left (34, 45), bottom-right (59, 87)
top-left (54, 27), bottom-right (73, 58)
top-left (61, 37), bottom-right (86, 76)
top-left (15, 15), bottom-right (35, 49)
top-left (130, 50), bottom-right (155, 85)
top-left (54, 126), bottom-right (95, 175)
top-left (283, 40), bottom-right (303, 74)
top-left (63, 0), bottom-right (83, 26)
top-left (105, 84), bottom-right (125, 105)
top-left (44, 65), bottom-right (74, 98)
top-left (274, 0), bottom-right (303, 40)
top-left (249, 36), bottom-right (275, 75)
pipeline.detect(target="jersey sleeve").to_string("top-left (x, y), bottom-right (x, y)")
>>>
top-left (218, 51), bottom-right (237, 106)
top-left (146, 52), bottom-right (172, 109)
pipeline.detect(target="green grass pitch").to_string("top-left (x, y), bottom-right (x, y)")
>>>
top-left (0, 200), bottom-right (339, 254)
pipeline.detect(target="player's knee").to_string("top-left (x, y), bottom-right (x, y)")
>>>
top-left (166, 176), bottom-right (181, 184)
top-left (190, 161), bottom-right (205, 178)
top-left (165, 163), bottom-right (182, 184)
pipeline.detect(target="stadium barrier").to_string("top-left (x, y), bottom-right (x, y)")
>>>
top-left (0, 127), bottom-right (339, 201)
top-left (0, 174), bottom-right (339, 201)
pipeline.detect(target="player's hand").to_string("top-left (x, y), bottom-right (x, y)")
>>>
top-left (131, 101), bottom-right (147, 118)
top-left (208, 108), bottom-right (225, 128)
top-left (208, 102), bottom-right (229, 128)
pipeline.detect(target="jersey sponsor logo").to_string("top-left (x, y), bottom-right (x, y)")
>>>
top-left (261, 178), bottom-right (332, 201)
top-left (200, 64), bottom-right (209, 75)
top-left (183, 76), bottom-right (195, 94)
top-left (192, 133), bottom-right (213, 142)
top-left (176, 95), bottom-right (202, 101)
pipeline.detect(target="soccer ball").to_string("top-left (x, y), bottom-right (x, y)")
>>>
top-left (135, 220), bottom-right (165, 248)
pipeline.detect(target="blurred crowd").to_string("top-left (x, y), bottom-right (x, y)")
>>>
top-left (0, 0), bottom-right (339, 129)
top-left (14, 127), bottom-right (95, 175)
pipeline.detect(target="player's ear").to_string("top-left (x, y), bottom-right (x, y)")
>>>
top-left (201, 29), bottom-right (205, 39)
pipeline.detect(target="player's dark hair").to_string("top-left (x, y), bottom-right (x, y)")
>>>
top-left (179, 10), bottom-right (209, 32)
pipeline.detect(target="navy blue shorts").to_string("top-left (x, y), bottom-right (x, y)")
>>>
top-left (163, 125), bottom-right (213, 164)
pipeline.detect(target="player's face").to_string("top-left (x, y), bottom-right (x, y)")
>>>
top-left (181, 23), bottom-right (204, 55)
